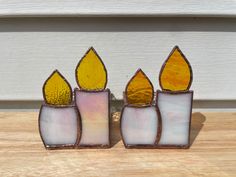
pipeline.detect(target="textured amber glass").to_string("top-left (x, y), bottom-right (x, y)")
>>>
top-left (159, 46), bottom-right (192, 91)
top-left (126, 69), bottom-right (154, 106)
top-left (75, 47), bottom-right (107, 91)
top-left (43, 70), bottom-right (72, 105)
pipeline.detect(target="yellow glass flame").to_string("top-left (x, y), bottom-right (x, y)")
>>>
top-left (159, 46), bottom-right (192, 91)
top-left (75, 47), bottom-right (107, 91)
top-left (43, 70), bottom-right (72, 105)
top-left (126, 69), bottom-right (154, 106)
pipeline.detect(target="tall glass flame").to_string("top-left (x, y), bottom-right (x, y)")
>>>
top-left (159, 46), bottom-right (192, 91)
top-left (75, 47), bottom-right (107, 91)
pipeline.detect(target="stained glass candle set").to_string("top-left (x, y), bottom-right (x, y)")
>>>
top-left (120, 46), bottom-right (193, 149)
top-left (39, 47), bottom-right (110, 149)
top-left (39, 46), bottom-right (193, 149)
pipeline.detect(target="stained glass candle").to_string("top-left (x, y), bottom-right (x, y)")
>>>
top-left (39, 70), bottom-right (81, 149)
top-left (156, 46), bottom-right (193, 148)
top-left (120, 69), bottom-right (161, 148)
top-left (75, 47), bottom-right (110, 148)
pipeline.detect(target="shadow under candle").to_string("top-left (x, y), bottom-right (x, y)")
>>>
top-left (190, 112), bottom-right (206, 146)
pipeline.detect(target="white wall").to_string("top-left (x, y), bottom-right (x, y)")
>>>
top-left (0, 0), bottom-right (235, 17)
top-left (0, 17), bottom-right (236, 101)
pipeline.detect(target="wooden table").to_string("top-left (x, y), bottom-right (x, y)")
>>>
top-left (0, 112), bottom-right (235, 177)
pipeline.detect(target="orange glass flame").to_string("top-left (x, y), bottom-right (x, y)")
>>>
top-left (159, 46), bottom-right (192, 91)
top-left (43, 70), bottom-right (72, 105)
top-left (125, 69), bottom-right (154, 106)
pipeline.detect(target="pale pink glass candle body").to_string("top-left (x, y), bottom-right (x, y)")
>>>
top-left (121, 105), bottom-right (160, 147)
top-left (75, 89), bottom-right (110, 147)
top-left (156, 90), bottom-right (193, 148)
top-left (39, 104), bottom-right (79, 148)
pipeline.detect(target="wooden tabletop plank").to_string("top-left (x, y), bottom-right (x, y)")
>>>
top-left (0, 112), bottom-right (235, 176)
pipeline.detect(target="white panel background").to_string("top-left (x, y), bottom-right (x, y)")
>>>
top-left (0, 17), bottom-right (235, 101)
top-left (0, 0), bottom-right (236, 17)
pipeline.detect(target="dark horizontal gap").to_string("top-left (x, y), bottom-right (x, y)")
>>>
top-left (0, 100), bottom-right (235, 110)
top-left (0, 17), bottom-right (235, 32)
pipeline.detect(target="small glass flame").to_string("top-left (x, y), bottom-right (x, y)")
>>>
top-left (75, 47), bottom-right (107, 91)
top-left (159, 46), bottom-right (192, 91)
top-left (125, 69), bottom-right (154, 106)
top-left (43, 70), bottom-right (72, 105)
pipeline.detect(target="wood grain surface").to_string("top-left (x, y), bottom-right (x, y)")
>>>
top-left (0, 112), bottom-right (235, 176)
